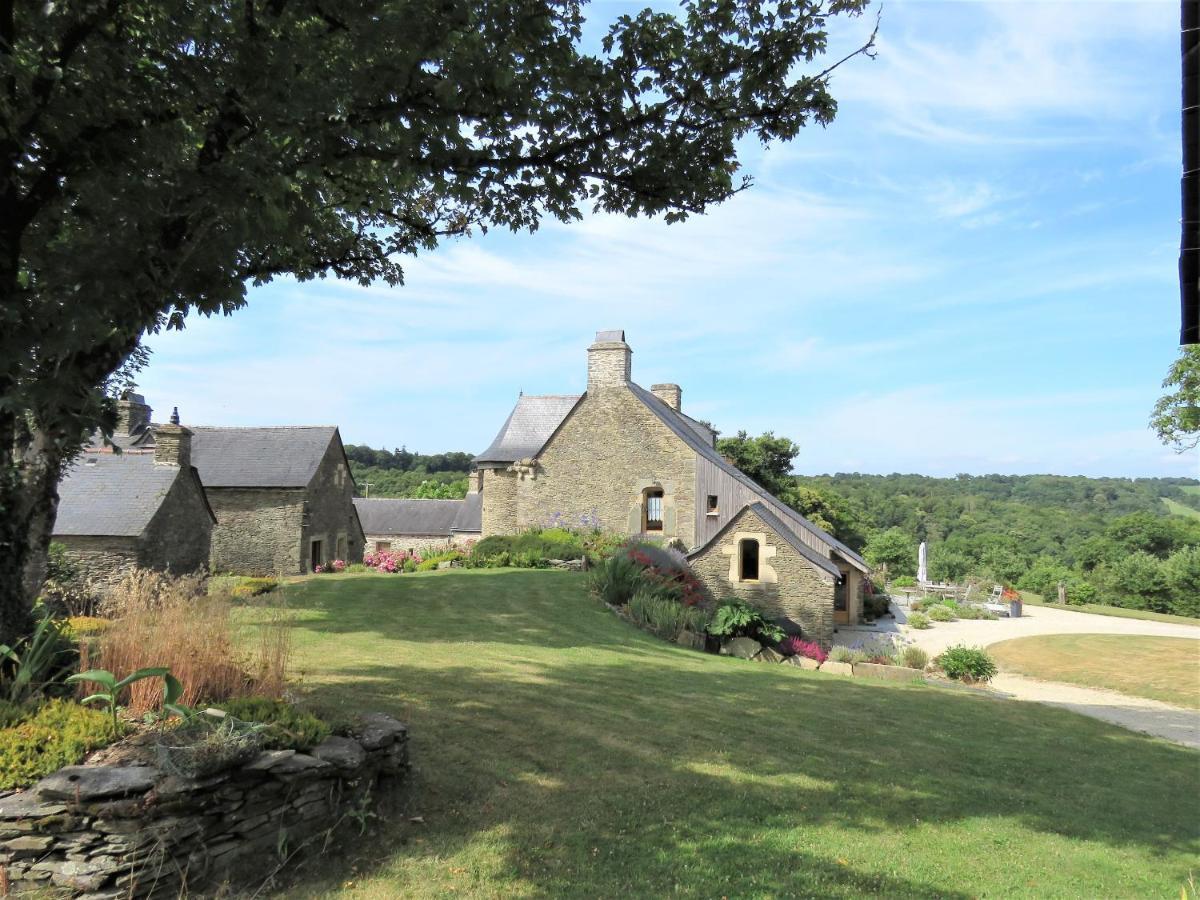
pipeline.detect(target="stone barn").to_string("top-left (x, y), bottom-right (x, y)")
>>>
top-left (54, 423), bottom-right (215, 586)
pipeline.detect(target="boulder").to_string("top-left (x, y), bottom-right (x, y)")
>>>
top-left (312, 736), bottom-right (367, 772)
top-left (356, 713), bottom-right (407, 751)
top-left (756, 647), bottom-right (784, 663)
top-left (675, 629), bottom-right (705, 651)
top-left (36, 766), bottom-right (157, 802)
top-left (821, 661), bottom-right (854, 676)
top-left (243, 750), bottom-right (296, 772)
top-left (798, 657), bottom-right (822, 670)
top-left (0, 794), bottom-right (67, 820)
top-left (265, 754), bottom-right (330, 776)
top-left (722, 637), bottom-right (762, 659)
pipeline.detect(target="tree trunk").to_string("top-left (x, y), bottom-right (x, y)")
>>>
top-left (0, 410), bottom-right (65, 646)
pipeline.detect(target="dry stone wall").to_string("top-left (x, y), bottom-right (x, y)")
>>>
top-left (0, 714), bottom-right (409, 898)
top-left (206, 489), bottom-right (306, 575)
top-left (53, 537), bottom-right (140, 588)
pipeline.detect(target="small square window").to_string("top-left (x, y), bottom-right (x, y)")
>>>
top-left (706, 495), bottom-right (719, 516)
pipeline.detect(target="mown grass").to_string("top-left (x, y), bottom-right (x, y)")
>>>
top-left (1020, 590), bottom-right (1200, 626)
top-left (990, 634), bottom-right (1200, 709)
top-left (1162, 497), bottom-right (1200, 519)
top-left (252, 571), bottom-right (1198, 898)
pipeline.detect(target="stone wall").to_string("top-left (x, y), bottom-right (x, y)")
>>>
top-left (139, 470), bottom-right (212, 576)
top-left (0, 714), bottom-right (409, 898)
top-left (480, 467), bottom-right (519, 536)
top-left (302, 439), bottom-right (365, 570)
top-left (689, 507), bottom-right (836, 645)
top-left (505, 386), bottom-right (697, 546)
top-left (54, 536), bottom-right (140, 588)
top-left (207, 488), bottom-right (306, 575)
top-left (364, 534), bottom-right (456, 556)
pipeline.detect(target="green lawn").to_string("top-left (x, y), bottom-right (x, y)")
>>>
top-left (1020, 590), bottom-right (1200, 626)
top-left (1163, 497), bottom-right (1200, 519)
top-left (256, 571), bottom-right (1198, 898)
top-left (990, 634), bottom-right (1200, 709)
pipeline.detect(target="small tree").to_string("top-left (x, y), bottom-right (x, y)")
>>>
top-left (1150, 345), bottom-right (1200, 452)
top-left (863, 528), bottom-right (915, 578)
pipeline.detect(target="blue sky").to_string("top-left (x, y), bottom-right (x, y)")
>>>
top-left (139, 0), bottom-right (1196, 479)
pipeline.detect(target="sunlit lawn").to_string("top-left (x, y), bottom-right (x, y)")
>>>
top-left (990, 633), bottom-right (1200, 710)
top-left (1020, 589), bottom-right (1200, 626)
top-left (254, 570), bottom-right (1198, 898)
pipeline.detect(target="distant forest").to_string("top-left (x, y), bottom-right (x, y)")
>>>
top-left (343, 444), bottom-right (472, 499)
top-left (344, 440), bottom-right (1200, 616)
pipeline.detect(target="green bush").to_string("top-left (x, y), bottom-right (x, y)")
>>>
top-left (863, 592), bottom-right (890, 619)
top-left (0, 699), bottom-right (112, 790)
top-left (828, 646), bottom-right (856, 663)
top-left (217, 697), bottom-right (331, 751)
top-left (906, 611), bottom-right (931, 630)
top-left (955, 605), bottom-right (999, 620)
top-left (627, 589), bottom-right (708, 640)
top-left (345, 563), bottom-right (370, 573)
top-left (416, 549), bottom-right (464, 571)
top-left (899, 646), bottom-right (929, 670)
top-left (0, 700), bottom-right (27, 728)
top-left (470, 529), bottom-right (587, 568)
top-left (707, 598), bottom-right (784, 644)
top-left (926, 605), bottom-right (956, 622)
top-left (936, 645), bottom-right (998, 682)
top-left (891, 575), bottom-right (916, 588)
top-left (588, 552), bottom-right (645, 606)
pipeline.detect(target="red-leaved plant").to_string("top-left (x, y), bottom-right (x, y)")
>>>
top-left (779, 636), bottom-right (827, 663)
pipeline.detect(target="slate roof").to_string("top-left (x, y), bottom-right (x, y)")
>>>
top-left (626, 382), bottom-right (869, 572)
top-left (55, 454), bottom-right (179, 537)
top-left (188, 426), bottom-right (338, 488)
top-left (474, 395), bottom-right (581, 464)
top-left (451, 492), bottom-right (483, 534)
top-left (353, 498), bottom-right (464, 535)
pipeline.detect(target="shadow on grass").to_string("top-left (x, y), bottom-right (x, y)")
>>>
top-left (272, 571), bottom-right (1199, 898)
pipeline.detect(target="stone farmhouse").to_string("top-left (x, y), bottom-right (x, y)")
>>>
top-left (78, 394), bottom-right (363, 576)
top-left (354, 492), bottom-right (481, 555)
top-left (53, 421), bottom-right (215, 585)
top-left (473, 330), bottom-right (870, 643)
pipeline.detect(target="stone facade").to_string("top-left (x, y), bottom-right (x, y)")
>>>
top-left (688, 507), bottom-right (837, 645)
top-left (139, 460), bottom-right (213, 576)
top-left (53, 536), bottom-right (140, 588)
top-left (298, 437), bottom-right (364, 570)
top-left (0, 714), bottom-right (409, 897)
top-left (365, 534), bottom-right (456, 555)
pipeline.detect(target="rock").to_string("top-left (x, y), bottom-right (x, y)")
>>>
top-left (798, 657), bottom-right (822, 670)
top-left (0, 794), bottom-right (67, 820)
top-left (37, 767), bottom-right (158, 802)
top-left (437, 561), bottom-right (453, 570)
top-left (722, 637), bottom-right (762, 659)
top-left (854, 662), bottom-right (923, 682)
top-left (756, 647), bottom-right (784, 663)
top-left (675, 629), bottom-right (705, 650)
top-left (265, 754), bottom-right (330, 776)
top-left (34, 858), bottom-right (115, 892)
top-left (3, 835), bottom-right (55, 855)
top-left (243, 750), bottom-right (296, 772)
top-left (312, 736), bottom-right (367, 772)
top-left (355, 713), bottom-right (407, 751)
top-left (820, 660), bottom-right (854, 676)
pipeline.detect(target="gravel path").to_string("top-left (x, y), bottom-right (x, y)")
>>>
top-left (836, 603), bottom-right (1200, 749)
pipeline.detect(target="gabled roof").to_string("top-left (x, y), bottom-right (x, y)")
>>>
top-left (626, 382), bottom-right (869, 572)
top-left (474, 395), bottom-right (581, 464)
top-left (55, 454), bottom-right (181, 537)
top-left (188, 426), bottom-right (339, 488)
top-left (688, 501), bottom-right (843, 579)
top-left (451, 492), bottom-right (483, 533)
top-left (353, 498), bottom-right (463, 536)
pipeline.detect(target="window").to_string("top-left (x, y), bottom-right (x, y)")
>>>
top-left (644, 489), bottom-right (664, 532)
top-left (739, 538), bottom-right (760, 581)
top-left (376, 541), bottom-right (392, 553)
top-left (706, 495), bottom-right (719, 516)
top-left (310, 539), bottom-right (324, 571)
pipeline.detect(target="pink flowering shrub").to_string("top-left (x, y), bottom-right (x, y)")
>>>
top-left (779, 636), bottom-right (827, 663)
top-left (331, 559), bottom-right (346, 572)
top-left (361, 550), bottom-right (422, 574)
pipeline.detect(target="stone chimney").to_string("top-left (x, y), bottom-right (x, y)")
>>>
top-left (650, 383), bottom-right (681, 412)
top-left (116, 391), bottom-right (152, 436)
top-left (467, 468), bottom-right (482, 495)
top-left (587, 330), bottom-right (632, 391)
top-left (154, 411), bottom-right (192, 467)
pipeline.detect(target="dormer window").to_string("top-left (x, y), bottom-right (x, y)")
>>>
top-left (706, 495), bottom-right (719, 516)
top-left (644, 488), bottom-right (664, 532)
top-left (739, 538), bottom-right (760, 582)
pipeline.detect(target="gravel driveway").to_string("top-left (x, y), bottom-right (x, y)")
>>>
top-left (887, 602), bottom-right (1200, 749)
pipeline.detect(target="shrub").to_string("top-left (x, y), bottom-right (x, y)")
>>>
top-left (0, 699), bottom-right (111, 790)
top-left (345, 563), bottom-right (370, 573)
top-left (899, 646), bottom-right (929, 670)
top-left (89, 570), bottom-right (291, 714)
top-left (417, 549), bottom-right (464, 571)
top-left (217, 697), bottom-right (330, 751)
top-left (906, 612), bottom-right (931, 629)
top-left (891, 575), bottom-right (916, 588)
top-left (707, 599), bottom-right (784, 644)
top-left (828, 646), bottom-right (855, 664)
top-left (780, 637), bottom-right (827, 663)
top-left (862, 592), bottom-right (891, 619)
top-left (0, 700), bottom-right (27, 729)
top-left (588, 552), bottom-right (645, 606)
top-left (156, 715), bottom-right (265, 778)
top-left (926, 604), bottom-right (956, 622)
top-left (629, 589), bottom-right (693, 640)
top-left (1, 614), bottom-right (75, 704)
top-left (955, 605), bottom-right (999, 621)
top-left (936, 645), bottom-right (998, 682)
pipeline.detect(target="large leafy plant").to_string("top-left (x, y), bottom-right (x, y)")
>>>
top-left (67, 668), bottom-right (184, 738)
top-left (0, 614), bottom-right (71, 704)
top-left (707, 599), bottom-right (784, 644)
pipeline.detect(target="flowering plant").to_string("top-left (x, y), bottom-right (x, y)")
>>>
top-left (779, 636), bottom-right (827, 663)
top-left (330, 559), bottom-right (346, 572)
